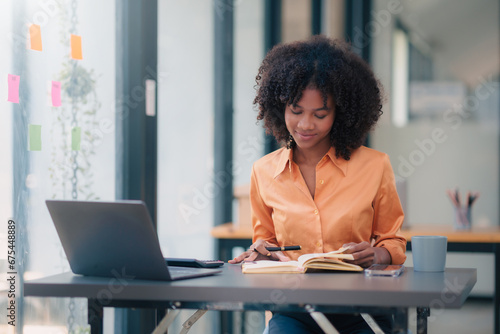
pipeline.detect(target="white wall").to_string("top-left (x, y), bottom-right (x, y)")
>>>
top-left (371, 0), bottom-right (499, 296)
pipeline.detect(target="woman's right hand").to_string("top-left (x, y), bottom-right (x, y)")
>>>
top-left (228, 239), bottom-right (291, 264)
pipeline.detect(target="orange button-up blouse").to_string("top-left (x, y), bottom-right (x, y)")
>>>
top-left (250, 146), bottom-right (407, 264)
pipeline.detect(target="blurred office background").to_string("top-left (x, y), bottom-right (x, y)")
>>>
top-left (0, 0), bottom-right (498, 333)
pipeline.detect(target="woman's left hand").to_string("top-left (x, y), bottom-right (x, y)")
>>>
top-left (341, 241), bottom-right (391, 268)
top-left (228, 239), bottom-right (291, 264)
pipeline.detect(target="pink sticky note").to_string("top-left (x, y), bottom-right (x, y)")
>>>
top-left (8, 74), bottom-right (20, 103)
top-left (51, 81), bottom-right (61, 107)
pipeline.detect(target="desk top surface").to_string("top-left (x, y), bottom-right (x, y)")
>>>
top-left (211, 223), bottom-right (253, 239)
top-left (400, 225), bottom-right (500, 243)
top-left (212, 223), bottom-right (500, 243)
top-left (24, 265), bottom-right (476, 310)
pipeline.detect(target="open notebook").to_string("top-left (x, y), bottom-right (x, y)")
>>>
top-left (242, 247), bottom-right (363, 274)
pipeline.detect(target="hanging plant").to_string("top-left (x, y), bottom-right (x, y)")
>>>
top-left (48, 2), bottom-right (101, 201)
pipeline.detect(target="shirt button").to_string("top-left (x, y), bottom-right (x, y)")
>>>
top-left (314, 209), bottom-right (318, 215)
top-left (319, 180), bottom-right (324, 184)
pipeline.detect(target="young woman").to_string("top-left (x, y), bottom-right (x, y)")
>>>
top-left (229, 35), bottom-right (406, 333)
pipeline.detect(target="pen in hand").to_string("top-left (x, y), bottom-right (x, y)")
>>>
top-left (263, 246), bottom-right (301, 252)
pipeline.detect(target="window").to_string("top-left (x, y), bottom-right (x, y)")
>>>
top-left (156, 0), bottom-right (216, 331)
top-left (1, 0), bottom-right (116, 332)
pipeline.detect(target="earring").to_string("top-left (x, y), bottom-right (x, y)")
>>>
top-left (286, 134), bottom-right (295, 149)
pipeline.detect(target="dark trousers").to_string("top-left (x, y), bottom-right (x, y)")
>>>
top-left (268, 312), bottom-right (393, 334)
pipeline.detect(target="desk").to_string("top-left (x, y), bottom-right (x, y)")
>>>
top-left (212, 223), bottom-right (500, 333)
top-left (399, 224), bottom-right (500, 334)
top-left (24, 265), bottom-right (476, 334)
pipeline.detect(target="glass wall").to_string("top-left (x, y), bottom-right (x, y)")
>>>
top-left (1, 0), bottom-right (116, 333)
top-left (371, 0), bottom-right (499, 296)
top-left (233, 0), bottom-right (265, 190)
top-left (233, 2), bottom-right (266, 332)
top-left (157, 0), bottom-right (215, 332)
top-left (157, 0), bottom-right (267, 331)
top-left (0, 1), bottom-right (15, 331)
top-left (157, 0), bottom-right (214, 268)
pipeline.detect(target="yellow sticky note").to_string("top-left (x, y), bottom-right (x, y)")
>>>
top-left (71, 127), bottom-right (81, 151)
top-left (28, 124), bottom-right (42, 151)
top-left (29, 24), bottom-right (42, 51)
top-left (70, 34), bottom-right (83, 60)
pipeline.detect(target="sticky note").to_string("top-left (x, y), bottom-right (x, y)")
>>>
top-left (70, 34), bottom-right (83, 60)
top-left (7, 74), bottom-right (20, 103)
top-left (29, 24), bottom-right (42, 51)
top-left (51, 81), bottom-right (61, 107)
top-left (28, 124), bottom-right (42, 151)
top-left (72, 127), bottom-right (81, 151)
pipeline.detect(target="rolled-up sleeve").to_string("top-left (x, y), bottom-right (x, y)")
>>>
top-left (372, 155), bottom-right (407, 265)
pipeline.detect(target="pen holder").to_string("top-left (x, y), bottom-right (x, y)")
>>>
top-left (453, 206), bottom-right (471, 230)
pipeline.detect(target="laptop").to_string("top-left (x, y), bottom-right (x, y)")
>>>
top-left (45, 199), bottom-right (222, 281)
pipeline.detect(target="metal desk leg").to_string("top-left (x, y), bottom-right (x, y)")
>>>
top-left (495, 244), bottom-right (499, 334)
top-left (305, 305), bottom-right (340, 334)
top-left (360, 313), bottom-right (384, 334)
top-left (153, 309), bottom-right (207, 334)
top-left (392, 308), bottom-right (408, 334)
top-left (180, 310), bottom-right (207, 334)
top-left (216, 238), bottom-right (252, 334)
top-left (87, 299), bottom-right (103, 334)
top-left (416, 307), bottom-right (430, 334)
top-left (152, 309), bottom-right (180, 334)
top-left (156, 309), bottom-right (166, 326)
top-left (217, 239), bottom-right (233, 334)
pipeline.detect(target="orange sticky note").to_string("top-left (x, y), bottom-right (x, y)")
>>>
top-left (29, 24), bottom-right (42, 51)
top-left (70, 34), bottom-right (83, 60)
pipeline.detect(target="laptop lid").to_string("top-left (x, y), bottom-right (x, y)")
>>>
top-left (46, 200), bottom-right (220, 281)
